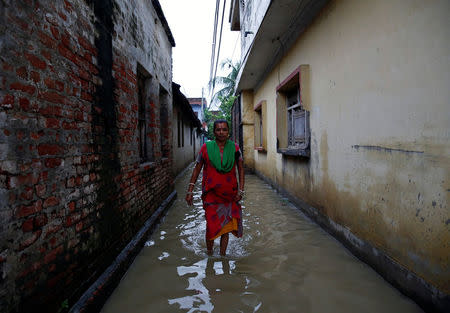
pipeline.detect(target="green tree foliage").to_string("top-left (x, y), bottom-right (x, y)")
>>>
top-left (205, 59), bottom-right (240, 140)
top-left (209, 58), bottom-right (241, 105)
top-left (203, 95), bottom-right (236, 140)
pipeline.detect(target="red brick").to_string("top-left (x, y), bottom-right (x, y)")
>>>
top-left (30, 132), bottom-right (41, 140)
top-left (41, 50), bottom-right (52, 61)
top-left (57, 44), bottom-right (76, 64)
top-left (16, 66), bottom-right (28, 79)
top-left (45, 118), bottom-right (60, 129)
top-left (20, 230), bottom-right (42, 250)
top-left (34, 214), bottom-right (48, 228)
top-left (75, 221), bottom-right (83, 232)
top-left (10, 82), bottom-right (36, 95)
top-left (45, 224), bottom-right (62, 237)
top-left (80, 91), bottom-right (92, 102)
top-left (44, 77), bottom-right (56, 89)
top-left (63, 0), bottom-right (73, 12)
top-left (1, 94), bottom-right (15, 109)
top-left (55, 81), bottom-right (64, 92)
top-left (49, 237), bottom-right (57, 247)
top-left (29, 72), bottom-right (40, 84)
top-left (37, 144), bottom-right (62, 156)
top-left (68, 201), bottom-right (76, 212)
top-left (24, 53), bottom-right (47, 70)
top-left (39, 105), bottom-right (63, 117)
top-left (49, 263), bottom-right (57, 272)
top-left (43, 196), bottom-right (59, 208)
top-left (62, 121), bottom-right (76, 130)
top-left (66, 177), bottom-right (75, 188)
top-left (38, 30), bottom-right (56, 49)
top-left (35, 184), bottom-right (46, 198)
top-left (20, 187), bottom-right (34, 201)
top-left (16, 200), bottom-right (43, 218)
top-left (50, 26), bottom-right (60, 39)
top-left (22, 218), bottom-right (34, 232)
top-left (66, 213), bottom-right (81, 226)
top-left (40, 171), bottom-right (48, 182)
top-left (44, 245), bottom-right (63, 264)
top-left (38, 91), bottom-right (65, 104)
top-left (44, 158), bottom-right (62, 168)
top-left (58, 11), bottom-right (67, 22)
top-left (18, 97), bottom-right (30, 111)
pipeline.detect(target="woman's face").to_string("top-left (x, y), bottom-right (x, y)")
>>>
top-left (214, 122), bottom-right (229, 142)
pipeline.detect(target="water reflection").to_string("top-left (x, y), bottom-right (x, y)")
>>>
top-left (101, 166), bottom-right (423, 313)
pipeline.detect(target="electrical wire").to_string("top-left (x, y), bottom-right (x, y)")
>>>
top-left (209, 0), bottom-right (221, 87)
top-left (210, 0), bottom-right (227, 103)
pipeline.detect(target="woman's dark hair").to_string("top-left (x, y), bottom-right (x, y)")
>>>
top-left (213, 119), bottom-right (229, 132)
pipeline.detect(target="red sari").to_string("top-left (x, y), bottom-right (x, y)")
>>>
top-left (198, 142), bottom-right (243, 240)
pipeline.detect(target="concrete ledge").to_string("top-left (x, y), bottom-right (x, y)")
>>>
top-left (253, 170), bottom-right (449, 313)
top-left (69, 190), bottom-right (177, 313)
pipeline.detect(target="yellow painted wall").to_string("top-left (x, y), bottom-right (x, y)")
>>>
top-left (248, 0), bottom-right (450, 292)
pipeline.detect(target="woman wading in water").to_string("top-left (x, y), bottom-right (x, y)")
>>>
top-left (185, 120), bottom-right (245, 256)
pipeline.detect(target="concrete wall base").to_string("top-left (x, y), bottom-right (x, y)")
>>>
top-left (253, 170), bottom-right (449, 313)
top-left (69, 190), bottom-right (177, 313)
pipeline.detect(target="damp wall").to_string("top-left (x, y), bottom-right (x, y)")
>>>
top-left (242, 0), bottom-right (449, 306)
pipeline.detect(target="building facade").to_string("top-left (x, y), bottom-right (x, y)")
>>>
top-left (0, 0), bottom-right (175, 311)
top-left (230, 0), bottom-right (449, 311)
top-left (172, 84), bottom-right (203, 176)
top-left (187, 97), bottom-right (207, 122)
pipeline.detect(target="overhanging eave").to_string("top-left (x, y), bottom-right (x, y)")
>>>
top-left (235, 0), bottom-right (329, 93)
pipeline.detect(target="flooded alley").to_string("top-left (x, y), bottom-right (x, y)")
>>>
top-left (100, 165), bottom-right (422, 313)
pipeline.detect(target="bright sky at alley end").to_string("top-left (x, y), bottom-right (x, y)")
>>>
top-left (159, 0), bottom-right (240, 104)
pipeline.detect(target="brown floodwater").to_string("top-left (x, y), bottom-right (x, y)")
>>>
top-left (101, 165), bottom-right (422, 313)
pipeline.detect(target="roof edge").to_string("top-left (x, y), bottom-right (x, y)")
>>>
top-left (152, 0), bottom-right (176, 47)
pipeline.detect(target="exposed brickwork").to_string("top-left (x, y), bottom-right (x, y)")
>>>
top-left (0, 0), bottom-right (175, 312)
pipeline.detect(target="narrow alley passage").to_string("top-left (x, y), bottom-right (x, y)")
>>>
top-left (100, 165), bottom-right (423, 313)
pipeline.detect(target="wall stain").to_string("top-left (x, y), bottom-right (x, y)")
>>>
top-left (352, 145), bottom-right (424, 154)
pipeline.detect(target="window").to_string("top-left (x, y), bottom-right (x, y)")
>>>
top-left (254, 100), bottom-right (267, 151)
top-left (276, 65), bottom-right (310, 157)
top-left (137, 64), bottom-right (153, 162)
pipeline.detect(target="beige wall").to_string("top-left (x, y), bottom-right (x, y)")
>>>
top-left (172, 106), bottom-right (203, 176)
top-left (247, 0), bottom-right (449, 292)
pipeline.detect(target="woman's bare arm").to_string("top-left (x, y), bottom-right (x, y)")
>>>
top-left (235, 158), bottom-right (245, 201)
top-left (185, 162), bottom-right (202, 206)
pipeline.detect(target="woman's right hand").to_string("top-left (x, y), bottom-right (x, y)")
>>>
top-left (185, 193), bottom-right (193, 206)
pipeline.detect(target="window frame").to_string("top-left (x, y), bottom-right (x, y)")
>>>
top-left (254, 100), bottom-right (267, 152)
top-left (276, 65), bottom-right (310, 157)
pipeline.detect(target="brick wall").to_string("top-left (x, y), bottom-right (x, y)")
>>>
top-left (0, 0), bottom-right (175, 312)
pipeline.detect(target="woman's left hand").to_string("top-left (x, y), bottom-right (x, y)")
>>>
top-left (234, 194), bottom-right (242, 202)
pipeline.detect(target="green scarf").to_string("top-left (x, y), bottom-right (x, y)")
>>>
top-left (206, 140), bottom-right (235, 173)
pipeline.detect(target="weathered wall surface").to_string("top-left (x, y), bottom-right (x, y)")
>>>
top-left (240, 90), bottom-right (255, 170)
top-left (238, 0), bottom-right (270, 62)
top-left (172, 105), bottom-right (202, 176)
top-left (0, 0), bottom-right (174, 311)
top-left (248, 0), bottom-right (449, 296)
